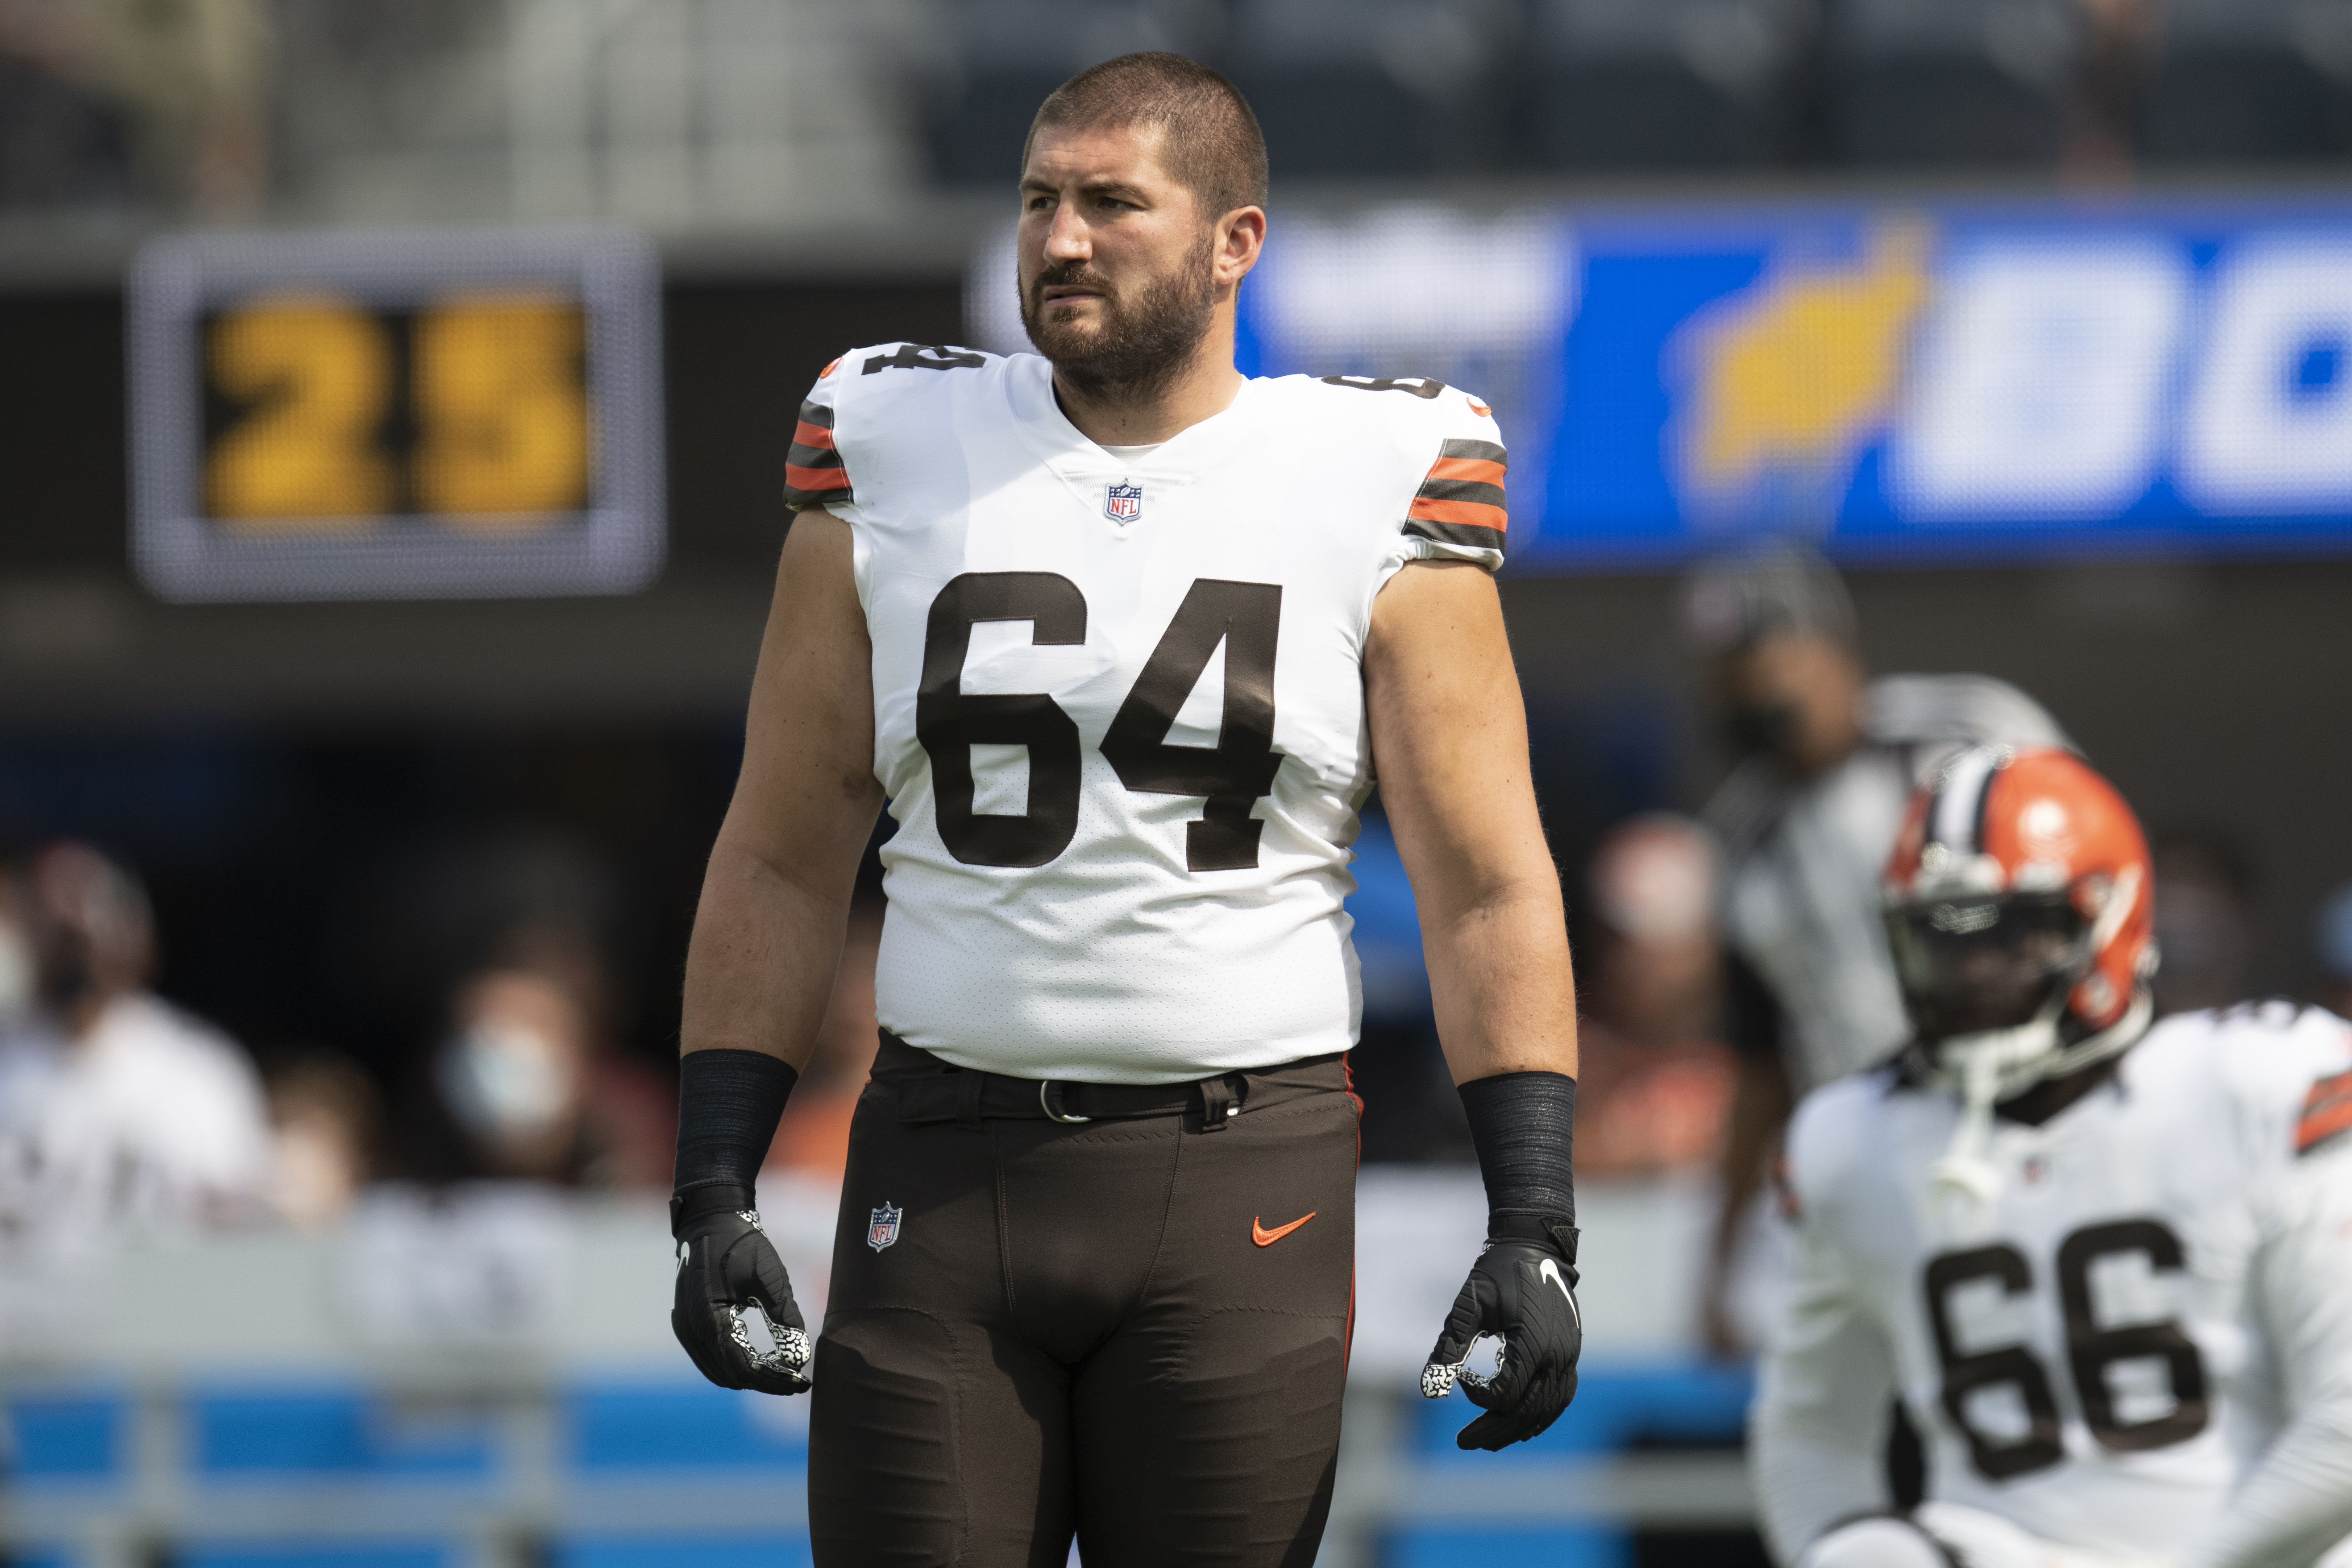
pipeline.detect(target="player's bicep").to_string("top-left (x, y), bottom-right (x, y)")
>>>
top-left (1363, 559), bottom-right (1548, 923)
top-left (720, 507), bottom-right (883, 891)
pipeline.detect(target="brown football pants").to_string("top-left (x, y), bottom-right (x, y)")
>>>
top-left (808, 1037), bottom-right (1359, 1568)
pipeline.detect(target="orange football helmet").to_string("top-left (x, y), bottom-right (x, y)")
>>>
top-left (1883, 745), bottom-right (2155, 1080)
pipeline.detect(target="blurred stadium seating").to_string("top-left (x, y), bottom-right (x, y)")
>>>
top-left (1823, 0), bottom-right (2079, 166)
top-left (2139, 0), bottom-right (2352, 163)
top-left (1522, 0), bottom-right (1809, 170)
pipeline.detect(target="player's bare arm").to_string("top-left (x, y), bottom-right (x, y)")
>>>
top-left (1368, 556), bottom-right (1586, 1451)
top-left (680, 507), bottom-right (880, 1071)
top-left (667, 507), bottom-right (878, 1398)
top-left (1366, 559), bottom-right (1576, 1085)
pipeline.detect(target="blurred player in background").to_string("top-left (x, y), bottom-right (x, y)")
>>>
top-left (665, 51), bottom-right (1583, 1567)
top-left (1687, 546), bottom-right (2071, 1350)
top-left (1752, 746), bottom-right (2352, 1568)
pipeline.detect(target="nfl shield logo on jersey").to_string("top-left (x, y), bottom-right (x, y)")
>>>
top-left (867, 1202), bottom-right (902, 1252)
top-left (1104, 480), bottom-right (1143, 523)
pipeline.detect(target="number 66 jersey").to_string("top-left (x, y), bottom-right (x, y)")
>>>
top-left (1752, 1001), bottom-right (2352, 1566)
top-left (785, 344), bottom-right (1507, 1085)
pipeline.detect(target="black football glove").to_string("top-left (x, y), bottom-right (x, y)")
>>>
top-left (1420, 1215), bottom-right (1581, 1451)
top-left (670, 1181), bottom-right (812, 1394)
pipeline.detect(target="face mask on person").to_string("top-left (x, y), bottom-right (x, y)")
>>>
top-left (436, 1023), bottom-right (573, 1144)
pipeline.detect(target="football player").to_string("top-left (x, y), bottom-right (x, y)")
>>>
top-left (664, 52), bottom-right (1583, 1568)
top-left (1751, 744), bottom-right (2352, 1567)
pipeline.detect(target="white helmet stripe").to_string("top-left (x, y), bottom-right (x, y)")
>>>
top-left (1931, 747), bottom-right (2004, 855)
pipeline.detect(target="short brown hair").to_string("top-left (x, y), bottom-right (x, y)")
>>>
top-left (1025, 52), bottom-right (1269, 223)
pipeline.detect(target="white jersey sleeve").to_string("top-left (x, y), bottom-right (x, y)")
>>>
top-left (790, 346), bottom-right (1511, 1082)
top-left (1753, 1076), bottom-right (1903, 1565)
top-left (2182, 1029), bottom-right (2352, 1568)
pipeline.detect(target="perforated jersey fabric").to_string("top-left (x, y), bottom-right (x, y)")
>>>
top-left (798, 344), bottom-right (1507, 1083)
top-left (1751, 1002), bottom-right (2352, 1566)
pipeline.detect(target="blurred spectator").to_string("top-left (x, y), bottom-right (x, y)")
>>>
top-left (1572, 814), bottom-right (1735, 1178)
top-left (1686, 544), bottom-right (2069, 1350)
top-left (265, 1051), bottom-right (381, 1228)
top-left (765, 899), bottom-right (885, 1178)
top-left (423, 930), bottom-right (672, 1189)
top-left (2149, 829), bottom-right (2258, 1016)
top-left (433, 968), bottom-right (590, 1181)
top-left (2319, 882), bottom-right (2352, 1021)
top-left (498, 921), bottom-right (674, 1189)
top-left (0, 841), bottom-right (270, 1232)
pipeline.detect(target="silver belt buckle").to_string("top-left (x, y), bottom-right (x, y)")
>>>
top-left (1039, 1080), bottom-right (1093, 1124)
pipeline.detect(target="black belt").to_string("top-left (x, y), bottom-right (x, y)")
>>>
top-left (874, 1031), bottom-right (1345, 1134)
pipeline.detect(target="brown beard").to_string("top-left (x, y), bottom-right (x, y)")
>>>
top-left (1018, 237), bottom-right (1218, 403)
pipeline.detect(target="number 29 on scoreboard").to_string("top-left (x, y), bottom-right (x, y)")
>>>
top-left (129, 228), bottom-right (663, 603)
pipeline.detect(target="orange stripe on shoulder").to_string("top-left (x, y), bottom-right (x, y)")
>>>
top-left (1408, 494), bottom-right (1508, 532)
top-left (785, 463), bottom-right (852, 493)
top-left (794, 419), bottom-right (837, 450)
top-left (2296, 1068), bottom-right (2352, 1154)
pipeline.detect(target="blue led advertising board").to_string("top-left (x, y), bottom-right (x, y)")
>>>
top-left (970, 193), bottom-right (2352, 569)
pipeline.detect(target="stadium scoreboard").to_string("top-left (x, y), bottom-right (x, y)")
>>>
top-left (129, 228), bottom-right (662, 602)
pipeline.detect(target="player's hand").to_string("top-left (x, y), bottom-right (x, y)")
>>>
top-left (670, 1182), bottom-right (812, 1394)
top-left (1420, 1218), bottom-right (1582, 1450)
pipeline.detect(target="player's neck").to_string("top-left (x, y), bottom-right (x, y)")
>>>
top-left (1996, 1051), bottom-right (2126, 1127)
top-left (1050, 327), bottom-right (1245, 447)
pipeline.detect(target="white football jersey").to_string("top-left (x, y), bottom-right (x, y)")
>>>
top-left (1753, 1003), bottom-right (2352, 1565)
top-left (786, 344), bottom-right (1507, 1083)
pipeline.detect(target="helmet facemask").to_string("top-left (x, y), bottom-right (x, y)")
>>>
top-left (1887, 890), bottom-right (2092, 1055)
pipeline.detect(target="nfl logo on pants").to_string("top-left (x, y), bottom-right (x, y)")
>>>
top-left (1104, 481), bottom-right (1142, 523)
top-left (868, 1203), bottom-right (902, 1252)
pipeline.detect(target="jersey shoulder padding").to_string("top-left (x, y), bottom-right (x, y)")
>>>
top-left (2127, 1001), bottom-right (2352, 1167)
top-left (1263, 373), bottom-right (1514, 572)
top-left (784, 343), bottom-right (1002, 513)
top-left (1783, 1066), bottom-right (1907, 1213)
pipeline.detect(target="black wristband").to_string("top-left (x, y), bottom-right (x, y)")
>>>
top-left (670, 1179), bottom-right (759, 1236)
top-left (1459, 1069), bottom-right (1576, 1228)
top-left (673, 1049), bottom-right (797, 1198)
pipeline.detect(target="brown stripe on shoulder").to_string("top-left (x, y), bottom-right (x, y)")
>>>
top-left (797, 398), bottom-right (836, 431)
top-left (788, 437), bottom-right (844, 472)
top-left (2296, 1067), bottom-right (2352, 1155)
top-left (1415, 476), bottom-right (1507, 511)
